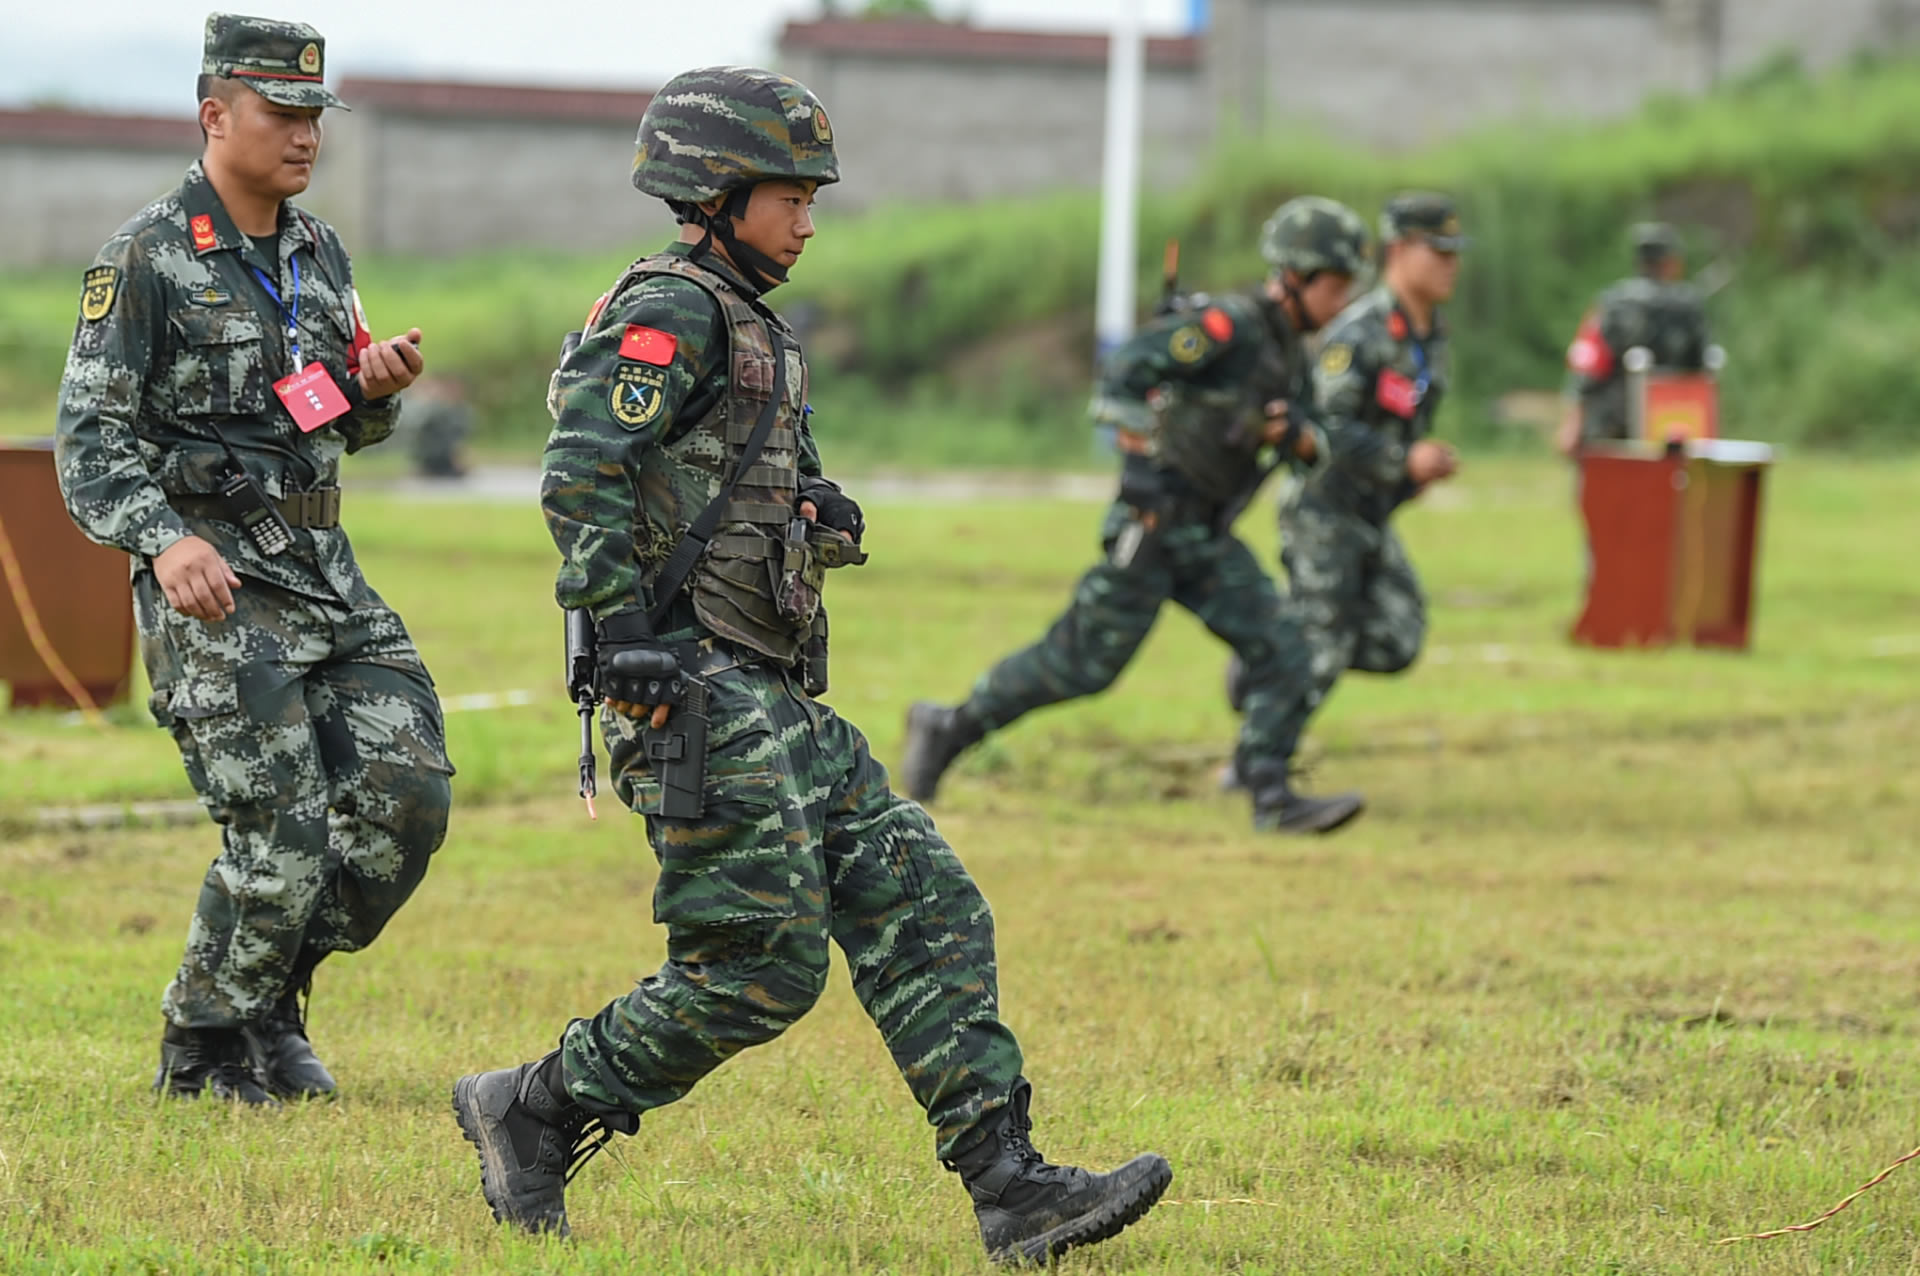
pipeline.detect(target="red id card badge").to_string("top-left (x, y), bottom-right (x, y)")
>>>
top-left (275, 362), bottom-right (351, 432)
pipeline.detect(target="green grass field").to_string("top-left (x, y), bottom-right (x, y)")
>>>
top-left (4, 455), bottom-right (1919, 1273)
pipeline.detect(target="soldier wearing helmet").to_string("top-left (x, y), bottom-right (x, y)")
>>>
top-left (1259, 191), bottom-right (1465, 763)
top-left (451, 67), bottom-right (1170, 1263)
top-left (901, 195), bottom-right (1371, 837)
top-left (1555, 221), bottom-right (1712, 455)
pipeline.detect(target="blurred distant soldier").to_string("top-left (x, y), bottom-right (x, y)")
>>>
top-left (398, 375), bottom-right (472, 478)
top-left (450, 67), bottom-right (1170, 1262)
top-left (53, 14), bottom-right (452, 1106)
top-left (1555, 222), bottom-right (1711, 456)
top-left (1241, 193), bottom-right (1464, 735)
top-left (899, 200), bottom-right (1371, 835)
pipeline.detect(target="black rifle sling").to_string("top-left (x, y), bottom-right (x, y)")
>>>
top-left (644, 312), bottom-right (788, 630)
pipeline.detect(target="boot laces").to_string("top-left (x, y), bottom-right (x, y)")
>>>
top-left (564, 1118), bottom-right (615, 1185)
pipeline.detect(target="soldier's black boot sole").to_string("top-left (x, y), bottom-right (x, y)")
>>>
top-left (1254, 790), bottom-right (1365, 835)
top-left (985, 1153), bottom-right (1173, 1266)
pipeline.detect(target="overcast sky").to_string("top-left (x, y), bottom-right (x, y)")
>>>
top-left (4, 0), bottom-right (1196, 114)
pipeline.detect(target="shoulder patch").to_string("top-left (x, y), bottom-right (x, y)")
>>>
top-left (620, 324), bottom-right (678, 366)
top-left (1320, 343), bottom-right (1353, 377)
top-left (610, 363), bottom-right (669, 430)
top-left (1169, 325), bottom-right (1208, 364)
top-left (1201, 307), bottom-right (1234, 342)
top-left (79, 266), bottom-right (119, 323)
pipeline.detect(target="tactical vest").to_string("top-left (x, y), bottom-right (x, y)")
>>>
top-left (1153, 302), bottom-right (1301, 508)
top-left (609, 252), bottom-right (816, 665)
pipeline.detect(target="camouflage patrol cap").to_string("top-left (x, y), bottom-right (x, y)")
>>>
top-left (1632, 221), bottom-right (1684, 261)
top-left (1260, 196), bottom-right (1370, 277)
top-left (1381, 192), bottom-right (1467, 251)
top-left (632, 66), bottom-right (841, 204)
top-left (202, 13), bottom-right (345, 110)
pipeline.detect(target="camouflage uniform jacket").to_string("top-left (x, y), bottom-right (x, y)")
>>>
top-left (1306, 285), bottom-right (1450, 526)
top-left (55, 160), bottom-right (397, 605)
top-left (1565, 276), bottom-right (1710, 441)
top-left (541, 243), bottom-right (824, 650)
top-left (1089, 292), bottom-right (1326, 520)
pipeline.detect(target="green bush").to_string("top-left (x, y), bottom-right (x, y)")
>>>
top-left (10, 54), bottom-right (1920, 457)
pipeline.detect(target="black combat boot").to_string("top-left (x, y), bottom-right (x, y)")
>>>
top-left (451, 1049), bottom-right (638, 1237)
top-left (900, 702), bottom-right (984, 803)
top-left (153, 1021), bottom-right (280, 1106)
top-left (243, 975), bottom-right (337, 1101)
top-left (1246, 764), bottom-right (1365, 835)
top-left (946, 1080), bottom-right (1172, 1266)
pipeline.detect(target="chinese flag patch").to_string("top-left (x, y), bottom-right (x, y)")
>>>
top-left (190, 214), bottom-right (217, 252)
top-left (1566, 312), bottom-right (1614, 378)
top-left (1201, 307), bottom-right (1234, 341)
top-left (620, 325), bottom-right (678, 366)
top-left (1377, 369), bottom-right (1420, 419)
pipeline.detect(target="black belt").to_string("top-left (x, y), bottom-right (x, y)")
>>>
top-left (168, 487), bottom-right (343, 529)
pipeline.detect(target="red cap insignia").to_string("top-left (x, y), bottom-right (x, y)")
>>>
top-left (1201, 307), bottom-right (1234, 342)
top-left (620, 324), bottom-right (678, 366)
top-left (190, 214), bottom-right (217, 252)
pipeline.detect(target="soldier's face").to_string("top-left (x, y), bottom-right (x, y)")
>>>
top-left (1297, 272), bottom-right (1355, 330)
top-left (733, 180), bottom-right (818, 275)
top-left (205, 88), bottom-right (324, 199)
top-left (1403, 238), bottom-right (1460, 303)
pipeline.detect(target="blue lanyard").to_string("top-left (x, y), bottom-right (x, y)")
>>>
top-left (250, 254), bottom-right (302, 371)
top-left (1404, 320), bottom-right (1432, 401)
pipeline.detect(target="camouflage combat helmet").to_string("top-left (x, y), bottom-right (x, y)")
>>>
top-left (632, 66), bottom-right (841, 204)
top-left (1632, 221), bottom-right (1683, 262)
top-left (1260, 196), bottom-right (1370, 278)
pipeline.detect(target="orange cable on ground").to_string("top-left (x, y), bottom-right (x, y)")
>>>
top-left (0, 505), bottom-right (107, 725)
top-left (1717, 1143), bottom-right (1920, 1244)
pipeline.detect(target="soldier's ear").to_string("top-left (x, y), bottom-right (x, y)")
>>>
top-left (199, 96), bottom-right (229, 142)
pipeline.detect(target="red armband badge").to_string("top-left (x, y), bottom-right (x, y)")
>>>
top-left (620, 325), bottom-right (678, 366)
top-left (1566, 312), bottom-right (1614, 378)
top-left (344, 287), bottom-right (372, 376)
top-left (1377, 369), bottom-right (1420, 419)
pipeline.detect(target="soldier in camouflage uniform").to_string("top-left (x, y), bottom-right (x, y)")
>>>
top-left (1261, 193), bottom-right (1465, 729)
top-left (395, 375), bottom-right (472, 478)
top-left (450, 67), bottom-right (1170, 1264)
top-left (54, 15), bottom-right (453, 1107)
top-left (899, 199), bottom-right (1371, 835)
top-left (1555, 222), bottom-right (1712, 454)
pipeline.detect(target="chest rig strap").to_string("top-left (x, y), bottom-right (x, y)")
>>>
top-left (643, 309), bottom-right (787, 631)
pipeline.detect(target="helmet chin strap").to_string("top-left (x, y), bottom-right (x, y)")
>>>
top-left (684, 186), bottom-right (789, 295)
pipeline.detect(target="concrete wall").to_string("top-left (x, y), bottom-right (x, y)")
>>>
top-left (781, 51), bottom-right (1209, 208)
top-left (0, 143), bottom-right (196, 268)
top-left (334, 112), bottom-right (673, 258)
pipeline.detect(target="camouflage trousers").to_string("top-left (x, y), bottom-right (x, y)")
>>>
top-left (1279, 500), bottom-right (1427, 700)
top-left (136, 571), bottom-right (453, 1029)
top-left (960, 502), bottom-right (1316, 776)
top-left (564, 643), bottom-right (1023, 1161)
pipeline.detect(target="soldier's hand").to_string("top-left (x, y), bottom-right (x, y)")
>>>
top-left (797, 499), bottom-right (855, 544)
top-left (154, 535), bottom-right (241, 621)
top-left (359, 328), bottom-right (425, 400)
top-left (1260, 400), bottom-right (1291, 447)
top-left (605, 699), bottom-right (671, 728)
top-left (1407, 440), bottom-right (1460, 485)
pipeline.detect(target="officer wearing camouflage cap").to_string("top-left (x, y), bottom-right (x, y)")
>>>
top-left (450, 66), bottom-right (1170, 1263)
top-left (901, 196), bottom-right (1371, 835)
top-left (53, 13), bottom-right (450, 1108)
top-left (1267, 192), bottom-right (1465, 752)
top-left (1555, 221), bottom-right (1712, 455)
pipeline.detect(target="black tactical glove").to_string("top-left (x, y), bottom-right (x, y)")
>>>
top-left (595, 611), bottom-right (681, 709)
top-left (798, 478), bottom-right (864, 544)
